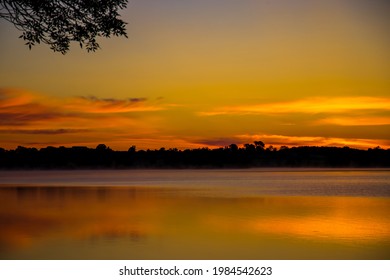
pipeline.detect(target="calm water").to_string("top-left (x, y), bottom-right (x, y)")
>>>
top-left (0, 169), bottom-right (389, 259)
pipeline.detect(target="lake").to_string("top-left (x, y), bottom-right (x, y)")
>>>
top-left (0, 169), bottom-right (389, 259)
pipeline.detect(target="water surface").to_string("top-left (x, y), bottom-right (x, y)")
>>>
top-left (0, 169), bottom-right (389, 259)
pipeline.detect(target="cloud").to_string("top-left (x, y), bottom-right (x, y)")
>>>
top-left (194, 138), bottom-right (244, 148)
top-left (315, 116), bottom-right (390, 126)
top-left (0, 89), bottom-right (35, 108)
top-left (0, 88), bottom-right (169, 149)
top-left (0, 88), bottom-right (68, 126)
top-left (0, 89), bottom-right (166, 125)
top-left (69, 96), bottom-right (164, 113)
top-left (199, 96), bottom-right (390, 116)
top-left (1, 88), bottom-right (388, 150)
top-left (0, 129), bottom-right (91, 135)
top-left (0, 89), bottom-right (165, 126)
top-left (190, 134), bottom-right (390, 150)
top-left (0, 112), bottom-right (67, 126)
top-left (235, 134), bottom-right (390, 149)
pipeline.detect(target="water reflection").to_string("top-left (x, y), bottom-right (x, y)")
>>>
top-left (1, 186), bottom-right (389, 259)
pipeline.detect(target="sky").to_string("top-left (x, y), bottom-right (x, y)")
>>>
top-left (0, 0), bottom-right (389, 150)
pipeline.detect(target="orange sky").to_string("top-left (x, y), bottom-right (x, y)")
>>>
top-left (0, 0), bottom-right (389, 150)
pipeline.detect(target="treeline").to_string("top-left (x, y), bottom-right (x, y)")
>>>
top-left (0, 142), bottom-right (389, 169)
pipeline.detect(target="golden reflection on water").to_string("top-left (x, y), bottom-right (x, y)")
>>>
top-left (0, 186), bottom-right (389, 259)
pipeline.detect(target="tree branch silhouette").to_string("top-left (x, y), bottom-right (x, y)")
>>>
top-left (0, 0), bottom-right (128, 54)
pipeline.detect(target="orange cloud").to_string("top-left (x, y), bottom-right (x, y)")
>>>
top-left (0, 88), bottom-right (169, 149)
top-left (0, 89), bottom-right (166, 124)
top-left (192, 134), bottom-right (390, 149)
top-left (199, 96), bottom-right (390, 116)
top-left (0, 89), bottom-right (73, 127)
top-left (67, 96), bottom-right (165, 113)
top-left (236, 134), bottom-right (390, 149)
top-left (0, 129), bottom-right (90, 135)
top-left (1, 88), bottom-right (389, 150)
top-left (0, 88), bottom-right (35, 108)
top-left (315, 117), bottom-right (390, 126)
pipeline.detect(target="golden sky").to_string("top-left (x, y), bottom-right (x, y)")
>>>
top-left (0, 0), bottom-right (389, 150)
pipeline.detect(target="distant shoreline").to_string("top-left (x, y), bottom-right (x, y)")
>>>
top-left (1, 144), bottom-right (389, 169)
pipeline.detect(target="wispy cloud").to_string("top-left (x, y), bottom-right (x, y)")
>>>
top-left (194, 137), bottom-right (245, 148)
top-left (1, 89), bottom-right (388, 150)
top-left (68, 96), bottom-right (165, 113)
top-left (0, 129), bottom-right (91, 135)
top-left (315, 116), bottom-right (390, 126)
top-left (0, 88), bottom-right (169, 149)
top-left (0, 89), bottom-right (166, 123)
top-left (235, 134), bottom-right (390, 149)
top-left (199, 96), bottom-right (390, 116)
top-left (0, 89), bottom-right (68, 126)
top-left (189, 134), bottom-right (390, 150)
top-left (0, 89), bottom-right (35, 108)
top-left (0, 112), bottom-right (69, 126)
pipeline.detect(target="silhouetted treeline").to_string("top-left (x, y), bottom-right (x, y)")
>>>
top-left (0, 142), bottom-right (389, 169)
